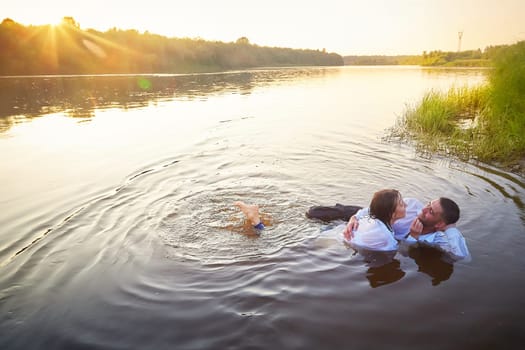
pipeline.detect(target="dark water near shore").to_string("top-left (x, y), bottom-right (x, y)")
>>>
top-left (1, 66), bottom-right (524, 349)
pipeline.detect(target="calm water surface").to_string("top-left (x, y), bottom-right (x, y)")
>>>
top-left (1, 66), bottom-right (524, 349)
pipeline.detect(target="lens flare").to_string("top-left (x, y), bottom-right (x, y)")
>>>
top-left (82, 39), bottom-right (107, 59)
top-left (137, 78), bottom-right (152, 90)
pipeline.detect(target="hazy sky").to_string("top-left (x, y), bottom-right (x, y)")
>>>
top-left (4, 0), bottom-right (525, 55)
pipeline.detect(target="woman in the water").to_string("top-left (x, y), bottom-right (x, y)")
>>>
top-left (347, 189), bottom-right (407, 251)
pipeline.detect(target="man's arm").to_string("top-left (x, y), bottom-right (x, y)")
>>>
top-left (404, 225), bottom-right (471, 262)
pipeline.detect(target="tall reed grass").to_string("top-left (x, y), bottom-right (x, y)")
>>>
top-left (397, 41), bottom-right (525, 166)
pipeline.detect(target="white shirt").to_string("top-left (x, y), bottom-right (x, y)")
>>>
top-left (349, 217), bottom-right (398, 251)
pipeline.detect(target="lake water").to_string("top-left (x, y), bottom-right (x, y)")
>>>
top-left (1, 66), bottom-right (524, 349)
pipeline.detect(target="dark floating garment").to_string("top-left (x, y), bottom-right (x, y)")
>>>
top-left (306, 204), bottom-right (362, 222)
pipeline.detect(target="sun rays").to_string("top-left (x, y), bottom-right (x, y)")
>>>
top-left (7, 17), bottom-right (148, 75)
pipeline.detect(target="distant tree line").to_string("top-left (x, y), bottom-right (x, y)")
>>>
top-left (0, 17), bottom-right (344, 75)
top-left (344, 45), bottom-right (510, 67)
top-left (343, 55), bottom-right (421, 65)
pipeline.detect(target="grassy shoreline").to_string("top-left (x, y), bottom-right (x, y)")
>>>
top-left (392, 41), bottom-right (525, 176)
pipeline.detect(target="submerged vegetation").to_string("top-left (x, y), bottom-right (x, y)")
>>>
top-left (0, 17), bottom-right (343, 75)
top-left (393, 41), bottom-right (525, 172)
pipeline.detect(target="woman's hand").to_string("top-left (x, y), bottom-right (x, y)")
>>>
top-left (343, 215), bottom-right (358, 240)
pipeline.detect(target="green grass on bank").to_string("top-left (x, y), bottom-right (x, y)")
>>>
top-left (393, 41), bottom-right (525, 168)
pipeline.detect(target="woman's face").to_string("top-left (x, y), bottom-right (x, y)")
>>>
top-left (391, 195), bottom-right (407, 222)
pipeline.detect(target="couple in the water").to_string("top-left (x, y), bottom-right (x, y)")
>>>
top-left (234, 189), bottom-right (470, 262)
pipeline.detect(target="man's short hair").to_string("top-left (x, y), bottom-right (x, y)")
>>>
top-left (439, 197), bottom-right (460, 224)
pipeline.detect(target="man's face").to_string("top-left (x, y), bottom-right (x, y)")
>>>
top-left (418, 199), bottom-right (445, 229)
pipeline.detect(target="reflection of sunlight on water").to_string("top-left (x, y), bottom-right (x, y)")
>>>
top-left (10, 113), bottom-right (84, 148)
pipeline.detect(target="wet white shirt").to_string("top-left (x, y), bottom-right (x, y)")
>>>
top-left (348, 217), bottom-right (398, 251)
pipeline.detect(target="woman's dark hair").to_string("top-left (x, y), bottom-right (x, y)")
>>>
top-left (439, 197), bottom-right (460, 224)
top-left (369, 189), bottom-right (401, 227)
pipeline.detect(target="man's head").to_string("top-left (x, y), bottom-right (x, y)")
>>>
top-left (418, 197), bottom-right (460, 231)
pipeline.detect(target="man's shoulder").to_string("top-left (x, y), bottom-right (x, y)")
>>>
top-left (444, 226), bottom-right (464, 238)
top-left (442, 227), bottom-right (471, 261)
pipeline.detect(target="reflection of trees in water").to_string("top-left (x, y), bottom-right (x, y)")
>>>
top-left (420, 67), bottom-right (489, 78)
top-left (0, 68), bottom-right (332, 132)
top-left (366, 259), bottom-right (406, 288)
top-left (408, 246), bottom-right (454, 286)
top-left (363, 245), bottom-right (454, 288)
